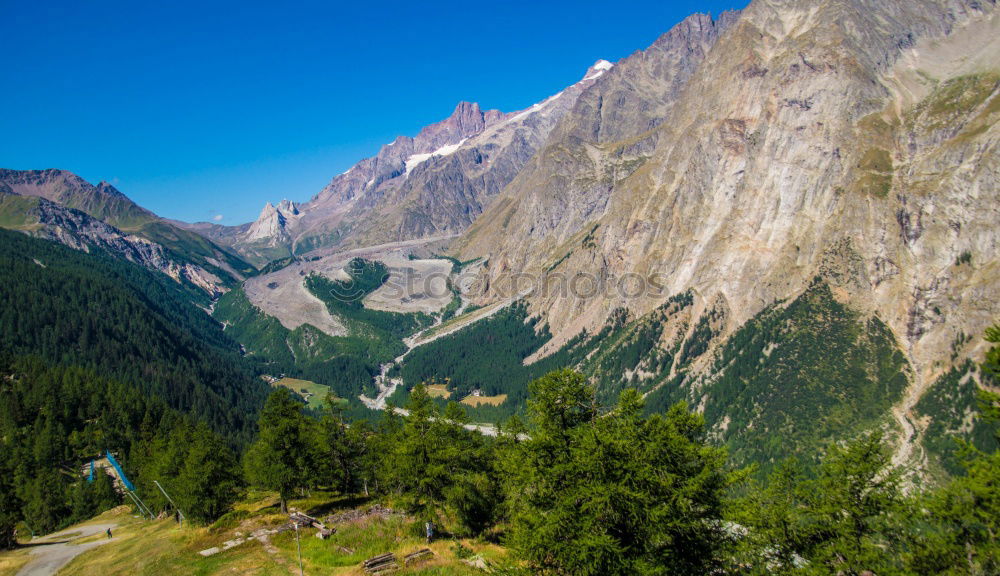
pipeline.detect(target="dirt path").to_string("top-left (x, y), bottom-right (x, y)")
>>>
top-left (17, 523), bottom-right (119, 576)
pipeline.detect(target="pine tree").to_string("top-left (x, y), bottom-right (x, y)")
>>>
top-left (0, 442), bottom-right (21, 549)
top-left (22, 469), bottom-right (69, 534)
top-left (503, 370), bottom-right (731, 576)
top-left (319, 395), bottom-right (365, 493)
top-left (731, 459), bottom-right (812, 573)
top-left (391, 384), bottom-right (447, 514)
top-left (244, 388), bottom-right (317, 514)
top-left (175, 423), bottom-right (240, 523)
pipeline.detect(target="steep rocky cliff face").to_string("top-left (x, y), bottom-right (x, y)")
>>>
top-left (0, 169), bottom-right (253, 297)
top-left (244, 199), bottom-right (300, 249)
top-left (115, 0), bottom-right (997, 476)
top-left (451, 0), bottom-right (999, 472)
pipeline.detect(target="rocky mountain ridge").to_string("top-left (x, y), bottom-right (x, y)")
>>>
top-left (458, 0), bottom-right (998, 369)
top-left (191, 61), bottom-right (615, 265)
top-left (0, 169), bottom-right (253, 297)
top-left (445, 0), bottom-right (998, 473)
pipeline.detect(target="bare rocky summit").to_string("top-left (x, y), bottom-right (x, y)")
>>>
top-left (199, 62), bottom-right (614, 265)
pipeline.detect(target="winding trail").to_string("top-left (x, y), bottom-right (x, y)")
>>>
top-left (16, 522), bottom-right (119, 576)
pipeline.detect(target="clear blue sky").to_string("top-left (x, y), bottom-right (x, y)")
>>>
top-left (1, 0), bottom-right (743, 225)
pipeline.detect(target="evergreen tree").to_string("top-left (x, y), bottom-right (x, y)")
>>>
top-left (68, 472), bottom-right (118, 525)
top-left (318, 395), bottom-right (365, 493)
top-left (731, 459), bottom-right (812, 573)
top-left (503, 370), bottom-right (731, 576)
top-left (439, 401), bottom-right (499, 536)
top-left (907, 450), bottom-right (1000, 574)
top-left (244, 388), bottom-right (317, 513)
top-left (804, 431), bottom-right (904, 574)
top-left (21, 469), bottom-right (70, 534)
top-left (174, 423), bottom-right (241, 523)
top-left (390, 384), bottom-right (449, 514)
top-left (0, 441), bottom-right (20, 549)
top-left (905, 324), bottom-right (1000, 574)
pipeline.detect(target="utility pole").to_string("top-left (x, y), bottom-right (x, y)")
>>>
top-left (153, 480), bottom-right (186, 527)
top-left (295, 521), bottom-right (304, 576)
top-left (125, 490), bottom-right (154, 519)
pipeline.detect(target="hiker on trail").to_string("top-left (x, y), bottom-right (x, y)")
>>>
top-left (425, 521), bottom-right (434, 544)
top-left (106, 528), bottom-right (112, 539)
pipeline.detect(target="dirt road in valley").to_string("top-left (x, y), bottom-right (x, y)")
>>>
top-left (17, 522), bottom-right (119, 576)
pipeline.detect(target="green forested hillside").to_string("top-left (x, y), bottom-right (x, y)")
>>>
top-left (0, 229), bottom-right (268, 441)
top-left (694, 282), bottom-right (910, 472)
top-left (0, 357), bottom-right (240, 537)
top-left (917, 360), bottom-right (1000, 475)
top-left (399, 302), bottom-right (552, 401)
top-left (213, 258), bottom-right (435, 402)
top-left (0, 171), bottom-right (256, 290)
top-left (399, 282), bottom-right (920, 475)
top-left (215, 288), bottom-right (385, 399)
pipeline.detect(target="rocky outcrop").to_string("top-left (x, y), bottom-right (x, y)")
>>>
top-left (455, 0), bottom-right (999, 395)
top-left (209, 62), bottom-right (613, 258)
top-left (245, 199), bottom-right (299, 244)
top-left (0, 169), bottom-right (251, 295)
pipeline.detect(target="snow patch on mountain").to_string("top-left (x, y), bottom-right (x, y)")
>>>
top-left (404, 138), bottom-right (467, 176)
top-left (583, 59), bottom-right (614, 81)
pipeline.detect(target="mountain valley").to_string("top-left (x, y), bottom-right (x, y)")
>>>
top-left (2, 0), bottom-right (999, 573)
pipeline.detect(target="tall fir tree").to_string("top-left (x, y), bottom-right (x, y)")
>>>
top-left (244, 388), bottom-right (317, 514)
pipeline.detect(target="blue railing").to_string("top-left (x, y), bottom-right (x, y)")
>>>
top-left (105, 450), bottom-right (135, 491)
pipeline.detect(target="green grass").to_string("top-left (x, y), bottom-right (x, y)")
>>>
top-left (0, 193), bottom-right (40, 229)
top-left (272, 377), bottom-right (344, 411)
top-left (0, 546), bottom-right (31, 576)
top-left (911, 73), bottom-right (999, 131)
top-left (40, 494), bottom-right (503, 576)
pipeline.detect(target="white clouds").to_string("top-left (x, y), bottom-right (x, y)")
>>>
top-left (213, 214), bottom-right (224, 222)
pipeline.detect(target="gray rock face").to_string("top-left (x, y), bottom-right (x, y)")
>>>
top-left (215, 63), bottom-right (612, 259)
top-left (456, 0), bottom-right (999, 408)
top-left (0, 169), bottom-right (247, 295)
top-left (245, 199), bottom-right (300, 244)
top-left (456, 11), bottom-right (741, 264)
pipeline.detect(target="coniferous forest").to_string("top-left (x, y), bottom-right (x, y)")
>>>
top-left (0, 228), bottom-right (997, 574)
